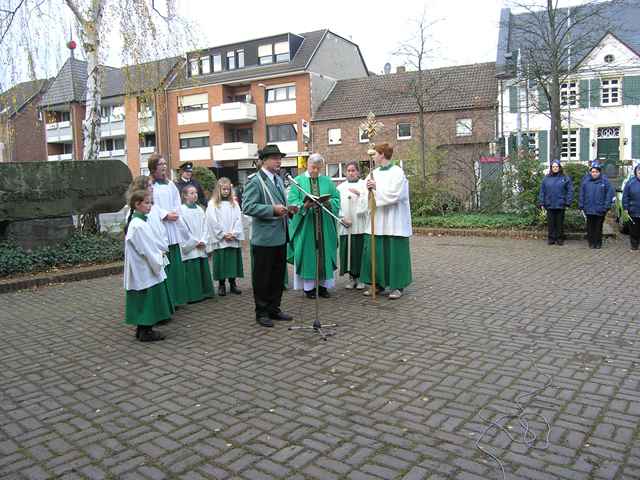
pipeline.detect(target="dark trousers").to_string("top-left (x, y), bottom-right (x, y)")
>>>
top-left (586, 215), bottom-right (605, 247)
top-left (251, 244), bottom-right (286, 318)
top-left (629, 217), bottom-right (640, 249)
top-left (547, 209), bottom-right (565, 243)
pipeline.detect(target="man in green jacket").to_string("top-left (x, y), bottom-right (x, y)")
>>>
top-left (287, 153), bottom-right (340, 299)
top-left (242, 145), bottom-right (293, 327)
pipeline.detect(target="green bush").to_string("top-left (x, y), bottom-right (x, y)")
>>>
top-left (562, 163), bottom-right (589, 209)
top-left (413, 213), bottom-right (537, 229)
top-left (192, 166), bottom-right (217, 197)
top-left (0, 233), bottom-right (123, 277)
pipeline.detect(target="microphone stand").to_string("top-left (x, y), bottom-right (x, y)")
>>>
top-left (286, 174), bottom-right (348, 340)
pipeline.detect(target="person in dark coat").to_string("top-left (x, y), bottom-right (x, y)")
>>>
top-left (579, 162), bottom-right (615, 249)
top-left (538, 160), bottom-right (573, 245)
top-left (622, 164), bottom-right (640, 251)
top-left (175, 162), bottom-right (207, 207)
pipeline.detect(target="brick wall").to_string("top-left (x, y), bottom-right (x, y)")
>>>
top-left (10, 99), bottom-right (48, 162)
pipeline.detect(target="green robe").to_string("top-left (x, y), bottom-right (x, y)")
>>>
top-left (287, 174), bottom-right (340, 281)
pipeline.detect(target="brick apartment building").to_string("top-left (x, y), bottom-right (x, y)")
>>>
top-left (0, 79), bottom-right (51, 162)
top-left (311, 62), bottom-right (498, 201)
top-left (165, 29), bottom-right (368, 185)
top-left (38, 55), bottom-right (181, 174)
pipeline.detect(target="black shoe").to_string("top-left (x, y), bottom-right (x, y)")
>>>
top-left (318, 286), bottom-right (331, 298)
top-left (218, 284), bottom-right (226, 296)
top-left (304, 289), bottom-right (316, 299)
top-left (156, 319), bottom-right (171, 326)
top-left (256, 316), bottom-right (274, 327)
top-left (270, 311), bottom-right (293, 321)
top-left (138, 327), bottom-right (165, 342)
top-left (556, 240), bottom-right (564, 246)
top-left (547, 240), bottom-right (555, 245)
top-left (229, 280), bottom-right (242, 295)
top-left (631, 245), bottom-right (639, 251)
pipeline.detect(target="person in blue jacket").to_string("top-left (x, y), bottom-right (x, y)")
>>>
top-left (538, 160), bottom-right (573, 245)
top-left (622, 163), bottom-right (640, 251)
top-left (579, 162), bottom-right (615, 249)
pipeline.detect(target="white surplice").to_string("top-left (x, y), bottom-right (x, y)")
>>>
top-left (206, 200), bottom-right (245, 251)
top-left (179, 204), bottom-right (209, 261)
top-left (152, 180), bottom-right (189, 245)
top-left (124, 216), bottom-right (167, 291)
top-left (337, 179), bottom-right (369, 236)
top-left (365, 165), bottom-right (412, 237)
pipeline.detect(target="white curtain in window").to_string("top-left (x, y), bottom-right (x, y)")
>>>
top-left (180, 94), bottom-right (208, 107)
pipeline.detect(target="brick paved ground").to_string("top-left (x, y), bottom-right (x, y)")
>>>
top-left (1, 235), bottom-right (639, 480)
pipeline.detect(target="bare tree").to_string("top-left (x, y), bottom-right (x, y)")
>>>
top-left (1, 0), bottom-right (194, 231)
top-left (505, 0), bottom-right (625, 160)
top-left (391, 9), bottom-right (443, 186)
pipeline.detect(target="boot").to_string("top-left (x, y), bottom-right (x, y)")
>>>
top-left (229, 278), bottom-right (242, 295)
top-left (138, 326), bottom-right (165, 342)
top-left (218, 280), bottom-right (226, 296)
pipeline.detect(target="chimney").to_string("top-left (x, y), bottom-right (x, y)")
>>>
top-left (396, 66), bottom-right (406, 74)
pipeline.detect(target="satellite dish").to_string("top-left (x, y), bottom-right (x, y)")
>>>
top-left (383, 62), bottom-right (391, 74)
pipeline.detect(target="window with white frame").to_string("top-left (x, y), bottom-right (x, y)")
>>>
top-left (267, 124), bottom-right (297, 142)
top-left (561, 129), bottom-right (578, 160)
top-left (456, 118), bottom-right (473, 137)
top-left (326, 163), bottom-right (342, 179)
top-left (601, 78), bottom-right (621, 105)
top-left (266, 85), bottom-right (296, 102)
top-left (212, 54), bottom-right (222, 73)
top-left (358, 127), bottom-right (369, 143)
top-left (227, 51), bottom-right (235, 70)
top-left (179, 135), bottom-right (209, 149)
top-left (525, 131), bottom-right (539, 160)
top-left (200, 56), bottom-right (211, 74)
top-left (237, 49), bottom-right (245, 68)
top-left (258, 44), bottom-right (273, 65)
top-left (178, 93), bottom-right (208, 112)
top-left (328, 128), bottom-right (341, 145)
top-left (189, 58), bottom-right (199, 76)
top-left (560, 80), bottom-right (577, 107)
top-left (274, 41), bottom-right (290, 62)
top-left (397, 123), bottom-right (411, 140)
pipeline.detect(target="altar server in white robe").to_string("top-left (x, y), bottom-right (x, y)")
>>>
top-left (124, 190), bottom-right (173, 342)
top-left (337, 161), bottom-right (369, 289)
top-left (360, 143), bottom-right (413, 300)
top-left (148, 153), bottom-right (189, 306)
top-left (206, 177), bottom-right (245, 297)
top-left (179, 185), bottom-right (215, 303)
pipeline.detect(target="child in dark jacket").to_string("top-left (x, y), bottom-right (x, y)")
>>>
top-left (538, 160), bottom-right (573, 245)
top-left (579, 162), bottom-right (615, 249)
top-left (622, 164), bottom-right (640, 250)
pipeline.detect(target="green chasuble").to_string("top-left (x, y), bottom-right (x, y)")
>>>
top-left (287, 174), bottom-right (340, 281)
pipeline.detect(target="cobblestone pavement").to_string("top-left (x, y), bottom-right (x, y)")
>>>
top-left (1, 235), bottom-right (639, 480)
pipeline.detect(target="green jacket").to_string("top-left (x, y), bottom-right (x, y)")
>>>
top-left (242, 170), bottom-right (288, 246)
top-left (287, 174), bottom-right (340, 280)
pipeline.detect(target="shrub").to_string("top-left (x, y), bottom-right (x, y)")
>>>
top-left (192, 166), bottom-right (217, 198)
top-left (413, 213), bottom-right (537, 229)
top-left (0, 232), bottom-right (123, 277)
top-left (562, 163), bottom-right (589, 209)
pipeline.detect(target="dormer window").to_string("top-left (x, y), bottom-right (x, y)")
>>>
top-left (201, 56), bottom-right (211, 74)
top-left (274, 41), bottom-right (290, 62)
top-left (212, 54), bottom-right (222, 73)
top-left (190, 59), bottom-right (199, 76)
top-left (258, 44), bottom-right (273, 65)
top-left (227, 51), bottom-right (236, 70)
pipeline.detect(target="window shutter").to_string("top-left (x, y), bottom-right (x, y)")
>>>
top-left (622, 76), bottom-right (640, 105)
top-left (579, 80), bottom-right (589, 108)
top-left (538, 87), bottom-right (549, 111)
top-left (509, 86), bottom-right (518, 113)
top-left (538, 130), bottom-right (548, 163)
top-left (589, 79), bottom-right (601, 107)
top-left (579, 128), bottom-right (590, 161)
top-left (508, 133), bottom-right (517, 156)
top-left (632, 125), bottom-right (640, 159)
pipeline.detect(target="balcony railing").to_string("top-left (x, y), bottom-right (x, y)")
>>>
top-left (212, 142), bottom-right (258, 161)
top-left (140, 146), bottom-right (156, 154)
top-left (98, 149), bottom-right (126, 159)
top-left (211, 102), bottom-right (257, 124)
top-left (47, 153), bottom-right (73, 161)
top-left (46, 122), bottom-right (73, 142)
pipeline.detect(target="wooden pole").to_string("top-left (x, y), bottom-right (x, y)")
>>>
top-left (368, 156), bottom-right (376, 300)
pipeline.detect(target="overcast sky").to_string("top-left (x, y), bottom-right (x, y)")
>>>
top-left (180, 0), bottom-right (506, 74)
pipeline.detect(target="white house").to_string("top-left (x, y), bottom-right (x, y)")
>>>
top-left (496, 3), bottom-right (640, 180)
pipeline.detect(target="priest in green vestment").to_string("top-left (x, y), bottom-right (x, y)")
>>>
top-left (287, 153), bottom-right (340, 299)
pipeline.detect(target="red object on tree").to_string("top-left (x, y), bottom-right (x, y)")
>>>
top-left (67, 40), bottom-right (77, 50)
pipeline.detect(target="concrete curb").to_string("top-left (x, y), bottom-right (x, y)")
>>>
top-left (413, 227), bottom-right (616, 241)
top-left (0, 262), bottom-right (124, 294)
